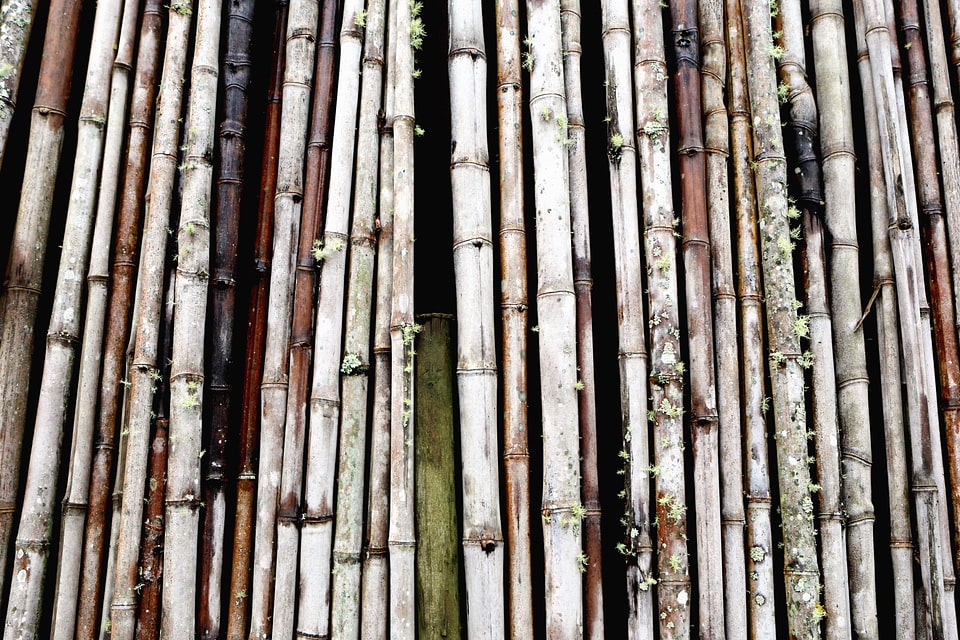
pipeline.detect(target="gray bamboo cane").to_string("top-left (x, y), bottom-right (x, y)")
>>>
top-left (0, 0), bottom-right (40, 171)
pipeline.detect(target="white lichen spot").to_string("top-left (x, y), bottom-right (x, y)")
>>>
top-left (17, 568), bottom-right (26, 583)
top-left (677, 590), bottom-right (688, 606)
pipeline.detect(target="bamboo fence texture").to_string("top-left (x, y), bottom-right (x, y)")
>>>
top-left (6, 0), bottom-right (960, 638)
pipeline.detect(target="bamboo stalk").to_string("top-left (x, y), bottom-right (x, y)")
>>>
top-left (49, 0), bottom-right (138, 635)
top-left (559, 5), bottom-right (603, 637)
top-left (741, 0), bottom-right (824, 635)
top-left (0, 0), bottom-right (87, 592)
top-left (414, 315), bottom-right (463, 640)
top-left (108, 2), bottom-right (194, 637)
top-left (0, 0), bottom-right (40, 171)
top-left (223, 4), bottom-right (287, 639)
top-left (775, 2), bottom-right (855, 637)
top-left (524, 2), bottom-right (582, 637)
top-left (447, 1), bottom-right (506, 637)
top-left (2, 0), bottom-right (124, 634)
top-left (727, 0), bottom-right (778, 632)
top-left (388, 0), bottom-right (419, 634)
top-left (247, 0), bottom-right (320, 633)
top-left (495, 0), bottom-right (532, 637)
top-left (199, 0), bottom-right (256, 635)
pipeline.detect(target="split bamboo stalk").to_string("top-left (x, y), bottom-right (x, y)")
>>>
top-left (448, 1), bottom-right (506, 637)
top-left (741, 0), bottom-right (824, 634)
top-left (775, 2), bottom-right (855, 637)
top-left (524, 1), bottom-right (583, 636)
top-left (559, 5), bottom-right (603, 637)
top-left (75, 1), bottom-right (165, 636)
top-left (599, 0), bottom-right (652, 637)
top-left (495, 0), bottom-right (532, 637)
top-left (49, 0), bottom-right (138, 636)
top-left (224, 4), bottom-right (287, 638)
top-left (292, 1), bottom-right (367, 637)
top-left (414, 315), bottom-right (463, 640)
top-left (0, 0), bottom-right (40, 171)
top-left (808, 0), bottom-right (881, 634)
top-left (160, 0), bottom-right (221, 635)
top-left (852, 0), bottom-right (948, 634)
top-left (359, 0), bottom-right (395, 631)
top-left (108, 1), bottom-right (194, 637)
top-left (700, 0), bottom-right (746, 633)
top-left (2, 0), bottom-right (124, 634)
top-left (0, 0), bottom-right (86, 592)
top-left (199, 0), bottom-right (256, 635)
top-left (329, 0), bottom-right (385, 636)
top-left (727, 0), bottom-right (778, 631)
top-left (247, 0), bottom-right (319, 633)
top-left (388, 0), bottom-right (419, 635)
top-left (670, 0), bottom-right (723, 633)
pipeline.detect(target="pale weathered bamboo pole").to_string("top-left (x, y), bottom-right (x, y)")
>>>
top-left (2, 0), bottom-right (124, 635)
top-left (388, 0), bottom-right (418, 635)
top-left (854, 9), bottom-right (915, 630)
top-left (108, 2), bottom-right (194, 638)
top-left (559, 5), bottom-right (603, 637)
top-left (728, 0), bottom-right (777, 631)
top-left (446, 1), bottom-right (506, 638)
top-left (775, 2), bottom-right (854, 637)
top-left (495, 0), bottom-right (532, 637)
top-left (48, 0), bottom-right (137, 635)
top-left (329, 0), bottom-right (385, 636)
top-left (199, 0), bottom-right (256, 634)
top-left (74, 3), bottom-right (165, 637)
top-left (525, 1), bottom-right (582, 637)
top-left (0, 0), bottom-right (86, 591)
top-left (223, 4), bottom-right (287, 639)
top-left (741, 0), bottom-right (824, 634)
top-left (160, 0), bottom-right (221, 635)
top-left (0, 0), bottom-right (40, 171)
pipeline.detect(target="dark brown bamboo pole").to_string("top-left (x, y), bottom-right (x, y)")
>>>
top-left (495, 0), bottom-right (532, 637)
top-left (223, 4), bottom-right (287, 639)
top-left (0, 0), bottom-right (40, 171)
top-left (0, 0), bottom-right (86, 593)
top-left (74, 2), bottom-right (165, 637)
top-left (741, 0), bottom-right (824, 634)
top-left (414, 315), bottom-right (463, 640)
top-left (199, 0), bottom-right (257, 635)
top-left (559, 5), bottom-right (603, 638)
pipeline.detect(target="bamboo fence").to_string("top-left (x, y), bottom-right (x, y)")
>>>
top-left (4, 1), bottom-right (960, 638)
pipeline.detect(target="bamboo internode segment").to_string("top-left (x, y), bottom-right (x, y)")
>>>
top-left (7, 1), bottom-right (960, 637)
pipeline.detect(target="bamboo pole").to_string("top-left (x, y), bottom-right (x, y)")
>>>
top-left (0, 0), bottom-right (40, 171)
top-left (559, 5), bottom-right (603, 637)
top-left (495, 0), bottom-right (532, 637)
top-left (108, 2), bottom-right (194, 637)
top-left (741, 0), bottom-right (824, 634)
top-left (388, 0), bottom-right (418, 636)
top-left (328, 1), bottom-right (385, 637)
top-left (223, 4), bottom-right (287, 639)
top-left (49, 0), bottom-right (138, 635)
top-left (2, 0), bottom-right (124, 634)
top-left (447, 1), bottom-right (506, 637)
top-left (199, 0), bottom-right (256, 635)
top-left (414, 315), bottom-right (463, 640)
top-left (775, 2), bottom-right (855, 637)
top-left (74, 2), bottom-right (165, 636)
top-left (359, 1), bottom-right (395, 633)
top-left (524, 2), bottom-right (582, 637)
top-left (0, 0), bottom-right (87, 591)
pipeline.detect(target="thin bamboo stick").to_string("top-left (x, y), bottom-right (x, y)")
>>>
top-left (0, 0), bottom-right (87, 593)
top-left (741, 0), bottom-right (824, 635)
top-left (108, 2), bottom-right (194, 637)
top-left (524, 1), bottom-right (582, 637)
top-left (495, 0), bottom-right (532, 637)
top-left (559, 5), bottom-right (603, 637)
top-left (447, 1), bottom-right (506, 638)
top-left (0, 0), bottom-right (40, 171)
top-left (223, 4), bottom-right (287, 639)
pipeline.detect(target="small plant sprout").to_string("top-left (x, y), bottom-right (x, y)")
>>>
top-left (354, 9), bottom-right (367, 27)
top-left (340, 353), bottom-right (364, 375)
top-left (574, 379), bottom-right (585, 391)
top-left (798, 350), bottom-right (815, 368)
top-left (750, 545), bottom-right (766, 562)
top-left (777, 81), bottom-right (791, 103)
top-left (540, 106), bottom-right (553, 121)
top-left (576, 552), bottom-right (589, 573)
top-left (414, 125), bottom-right (425, 137)
top-left (409, 1), bottom-right (425, 50)
top-left (639, 575), bottom-right (658, 591)
top-left (610, 132), bottom-right (624, 148)
top-left (793, 314), bottom-right (810, 339)
top-left (522, 36), bottom-right (534, 71)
